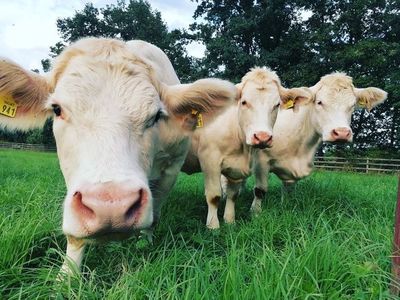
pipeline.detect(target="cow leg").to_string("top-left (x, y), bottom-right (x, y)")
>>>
top-left (220, 175), bottom-right (228, 199)
top-left (251, 153), bottom-right (270, 215)
top-left (59, 236), bottom-right (86, 278)
top-left (203, 168), bottom-right (223, 229)
top-left (223, 179), bottom-right (242, 224)
top-left (281, 180), bottom-right (296, 201)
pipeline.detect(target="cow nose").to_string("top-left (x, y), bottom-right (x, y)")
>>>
top-left (252, 131), bottom-right (273, 148)
top-left (71, 182), bottom-right (150, 235)
top-left (331, 127), bottom-right (352, 141)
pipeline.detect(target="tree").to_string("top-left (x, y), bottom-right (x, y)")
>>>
top-left (43, 0), bottom-right (196, 82)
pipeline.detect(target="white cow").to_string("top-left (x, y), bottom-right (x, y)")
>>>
top-left (0, 38), bottom-right (237, 274)
top-left (182, 68), bottom-right (313, 229)
top-left (250, 72), bottom-right (388, 213)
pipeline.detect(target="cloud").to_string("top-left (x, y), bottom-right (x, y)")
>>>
top-left (0, 0), bottom-right (203, 72)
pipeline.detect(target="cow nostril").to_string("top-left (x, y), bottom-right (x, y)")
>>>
top-left (253, 133), bottom-right (259, 141)
top-left (73, 191), bottom-right (95, 218)
top-left (125, 189), bottom-right (144, 221)
top-left (332, 129), bottom-right (339, 137)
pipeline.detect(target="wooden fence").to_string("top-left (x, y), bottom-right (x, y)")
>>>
top-left (0, 142), bottom-right (56, 152)
top-left (0, 142), bottom-right (399, 174)
top-left (315, 156), bottom-right (400, 174)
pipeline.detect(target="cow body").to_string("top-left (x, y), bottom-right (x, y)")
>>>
top-left (0, 38), bottom-right (237, 274)
top-left (250, 73), bottom-right (387, 213)
top-left (182, 68), bottom-right (312, 229)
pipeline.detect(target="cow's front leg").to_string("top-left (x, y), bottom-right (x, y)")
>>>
top-left (59, 235), bottom-right (86, 278)
top-left (203, 169), bottom-right (223, 229)
top-left (223, 178), bottom-right (242, 224)
top-left (251, 152), bottom-right (270, 215)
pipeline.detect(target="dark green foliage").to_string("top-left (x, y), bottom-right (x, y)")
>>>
top-left (48, 0), bottom-right (195, 82)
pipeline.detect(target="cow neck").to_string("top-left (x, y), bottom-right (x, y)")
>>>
top-left (283, 104), bottom-right (322, 155)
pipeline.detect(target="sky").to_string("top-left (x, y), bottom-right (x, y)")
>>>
top-left (0, 0), bottom-right (205, 71)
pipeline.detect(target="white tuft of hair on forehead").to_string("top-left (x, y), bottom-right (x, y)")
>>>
top-left (240, 67), bottom-right (281, 89)
top-left (319, 72), bottom-right (354, 90)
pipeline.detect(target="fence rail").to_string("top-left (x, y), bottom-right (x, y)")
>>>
top-left (1, 142), bottom-right (399, 174)
top-left (0, 142), bottom-right (56, 152)
top-left (315, 156), bottom-right (400, 174)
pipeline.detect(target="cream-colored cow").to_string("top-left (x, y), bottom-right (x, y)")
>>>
top-left (250, 73), bottom-right (388, 213)
top-left (0, 38), bottom-right (237, 274)
top-left (182, 68), bottom-right (313, 229)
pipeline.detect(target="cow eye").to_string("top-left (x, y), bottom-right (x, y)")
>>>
top-left (317, 101), bottom-right (323, 105)
top-left (52, 104), bottom-right (62, 117)
top-left (241, 100), bottom-right (247, 106)
top-left (147, 109), bottom-right (165, 128)
top-left (154, 110), bottom-right (163, 123)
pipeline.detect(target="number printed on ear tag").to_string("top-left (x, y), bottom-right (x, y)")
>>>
top-left (0, 95), bottom-right (17, 118)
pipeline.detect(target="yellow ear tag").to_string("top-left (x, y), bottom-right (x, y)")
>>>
top-left (0, 95), bottom-right (17, 118)
top-left (358, 98), bottom-right (369, 109)
top-left (283, 98), bottom-right (295, 110)
top-left (191, 109), bottom-right (203, 128)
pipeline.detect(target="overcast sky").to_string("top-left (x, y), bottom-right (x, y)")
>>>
top-left (0, 0), bottom-right (205, 71)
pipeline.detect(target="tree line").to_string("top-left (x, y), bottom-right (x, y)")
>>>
top-left (1, 0), bottom-right (399, 157)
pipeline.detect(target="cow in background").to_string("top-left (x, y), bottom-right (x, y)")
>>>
top-left (182, 67), bottom-right (313, 228)
top-left (250, 73), bottom-right (387, 213)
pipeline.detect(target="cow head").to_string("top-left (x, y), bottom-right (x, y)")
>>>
top-left (308, 73), bottom-right (387, 143)
top-left (236, 67), bottom-right (313, 149)
top-left (0, 38), bottom-right (237, 239)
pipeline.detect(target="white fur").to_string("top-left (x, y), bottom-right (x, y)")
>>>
top-left (0, 37), bottom-right (237, 273)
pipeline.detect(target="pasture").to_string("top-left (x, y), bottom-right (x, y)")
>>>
top-left (0, 149), bottom-right (398, 299)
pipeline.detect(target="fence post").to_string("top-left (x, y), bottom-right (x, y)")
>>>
top-left (391, 177), bottom-right (400, 295)
top-left (366, 157), bottom-right (369, 173)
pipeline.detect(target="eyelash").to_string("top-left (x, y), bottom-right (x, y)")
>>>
top-left (147, 110), bottom-right (164, 128)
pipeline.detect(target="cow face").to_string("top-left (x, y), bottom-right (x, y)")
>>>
top-left (236, 68), bottom-right (313, 149)
top-left (0, 38), bottom-right (236, 239)
top-left (309, 73), bottom-right (387, 142)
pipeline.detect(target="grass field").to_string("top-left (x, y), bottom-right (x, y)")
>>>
top-left (0, 149), bottom-right (398, 299)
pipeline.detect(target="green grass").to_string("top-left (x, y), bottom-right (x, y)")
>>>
top-left (0, 149), bottom-right (398, 299)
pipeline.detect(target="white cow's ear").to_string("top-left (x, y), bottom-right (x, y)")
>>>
top-left (160, 78), bottom-right (237, 131)
top-left (235, 83), bottom-right (243, 101)
top-left (0, 59), bottom-right (53, 131)
top-left (354, 87), bottom-right (387, 111)
top-left (279, 87), bottom-right (314, 112)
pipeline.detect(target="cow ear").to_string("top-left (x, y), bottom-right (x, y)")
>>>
top-left (279, 87), bottom-right (314, 112)
top-left (160, 78), bottom-right (237, 131)
top-left (0, 59), bottom-right (53, 131)
top-left (235, 83), bottom-right (243, 101)
top-left (354, 87), bottom-right (387, 111)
